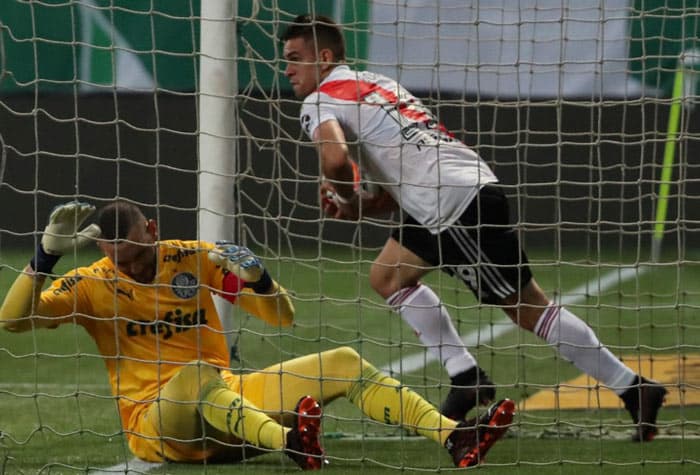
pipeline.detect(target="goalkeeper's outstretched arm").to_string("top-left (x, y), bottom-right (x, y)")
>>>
top-left (208, 242), bottom-right (295, 327)
top-left (0, 202), bottom-right (100, 333)
top-left (236, 282), bottom-right (295, 327)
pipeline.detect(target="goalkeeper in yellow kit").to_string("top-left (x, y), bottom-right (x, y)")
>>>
top-left (0, 201), bottom-right (514, 469)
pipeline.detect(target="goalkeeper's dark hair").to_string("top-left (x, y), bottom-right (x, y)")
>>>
top-left (97, 201), bottom-right (145, 241)
top-left (281, 14), bottom-right (346, 62)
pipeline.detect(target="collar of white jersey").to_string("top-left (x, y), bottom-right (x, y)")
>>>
top-left (320, 64), bottom-right (352, 87)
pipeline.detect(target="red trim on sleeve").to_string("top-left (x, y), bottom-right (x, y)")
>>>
top-left (319, 79), bottom-right (440, 125)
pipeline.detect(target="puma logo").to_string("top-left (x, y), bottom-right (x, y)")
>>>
top-left (116, 288), bottom-right (134, 300)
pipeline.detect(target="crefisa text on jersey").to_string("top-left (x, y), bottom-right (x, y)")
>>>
top-left (125, 308), bottom-right (208, 340)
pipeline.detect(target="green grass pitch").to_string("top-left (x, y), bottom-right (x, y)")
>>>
top-left (1, 245), bottom-right (699, 474)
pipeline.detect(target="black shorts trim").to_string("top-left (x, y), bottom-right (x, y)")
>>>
top-left (390, 185), bottom-right (532, 304)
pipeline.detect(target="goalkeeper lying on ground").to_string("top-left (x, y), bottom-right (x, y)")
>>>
top-left (0, 201), bottom-right (514, 470)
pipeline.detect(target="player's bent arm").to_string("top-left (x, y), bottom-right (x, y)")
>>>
top-left (237, 281), bottom-right (295, 327)
top-left (360, 190), bottom-right (399, 218)
top-left (1, 202), bottom-right (99, 332)
top-left (315, 120), bottom-right (356, 201)
top-left (0, 266), bottom-right (61, 332)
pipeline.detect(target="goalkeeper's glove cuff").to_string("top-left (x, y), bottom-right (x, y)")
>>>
top-left (244, 268), bottom-right (273, 294)
top-left (30, 243), bottom-right (60, 275)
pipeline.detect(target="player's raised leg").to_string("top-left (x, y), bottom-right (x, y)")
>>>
top-left (242, 346), bottom-right (511, 466)
top-left (135, 361), bottom-right (323, 466)
top-left (371, 238), bottom-right (494, 420)
top-left (506, 280), bottom-right (666, 440)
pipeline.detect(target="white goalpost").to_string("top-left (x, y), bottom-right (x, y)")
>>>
top-left (198, 0), bottom-right (238, 353)
top-left (0, 0), bottom-right (699, 473)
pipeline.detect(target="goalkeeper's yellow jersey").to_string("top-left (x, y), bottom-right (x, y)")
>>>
top-left (38, 240), bottom-right (240, 434)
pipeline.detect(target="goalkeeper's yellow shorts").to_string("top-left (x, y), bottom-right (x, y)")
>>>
top-left (127, 407), bottom-right (220, 462)
top-left (126, 370), bottom-right (264, 463)
top-left (125, 351), bottom-right (341, 462)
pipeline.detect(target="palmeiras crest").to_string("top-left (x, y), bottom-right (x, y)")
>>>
top-left (171, 272), bottom-right (198, 299)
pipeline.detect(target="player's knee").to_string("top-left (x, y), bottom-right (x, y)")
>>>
top-left (501, 280), bottom-right (551, 331)
top-left (503, 305), bottom-right (541, 331)
top-left (368, 264), bottom-right (399, 298)
top-left (327, 346), bottom-right (361, 367)
top-left (176, 361), bottom-right (219, 384)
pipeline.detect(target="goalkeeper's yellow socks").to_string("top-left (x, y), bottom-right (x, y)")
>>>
top-left (200, 379), bottom-right (286, 449)
top-left (348, 363), bottom-right (458, 446)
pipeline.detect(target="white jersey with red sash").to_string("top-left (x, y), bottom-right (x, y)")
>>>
top-left (300, 65), bottom-right (498, 233)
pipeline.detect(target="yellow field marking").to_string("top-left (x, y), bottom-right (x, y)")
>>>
top-left (522, 354), bottom-right (700, 410)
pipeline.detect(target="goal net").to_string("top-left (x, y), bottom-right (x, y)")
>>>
top-left (0, 0), bottom-right (699, 473)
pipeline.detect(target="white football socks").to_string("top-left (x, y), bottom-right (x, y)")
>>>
top-left (534, 303), bottom-right (636, 394)
top-left (387, 284), bottom-right (477, 377)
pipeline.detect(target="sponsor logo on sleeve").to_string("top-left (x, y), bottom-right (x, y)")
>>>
top-left (163, 249), bottom-right (196, 263)
top-left (52, 276), bottom-right (83, 296)
top-left (301, 113), bottom-right (312, 135)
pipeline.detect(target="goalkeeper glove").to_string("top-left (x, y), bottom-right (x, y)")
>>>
top-left (208, 241), bottom-right (273, 293)
top-left (31, 202), bottom-right (102, 274)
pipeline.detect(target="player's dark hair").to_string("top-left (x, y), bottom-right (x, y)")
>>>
top-left (97, 201), bottom-right (145, 241)
top-left (281, 14), bottom-right (346, 61)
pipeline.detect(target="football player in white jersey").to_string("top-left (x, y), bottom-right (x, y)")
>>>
top-left (281, 13), bottom-right (666, 442)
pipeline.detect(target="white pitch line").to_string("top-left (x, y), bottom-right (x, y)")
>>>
top-left (0, 382), bottom-right (109, 391)
top-left (381, 266), bottom-right (644, 375)
top-left (89, 459), bottom-right (163, 475)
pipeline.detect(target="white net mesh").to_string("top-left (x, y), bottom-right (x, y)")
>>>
top-left (0, 1), bottom-right (699, 473)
